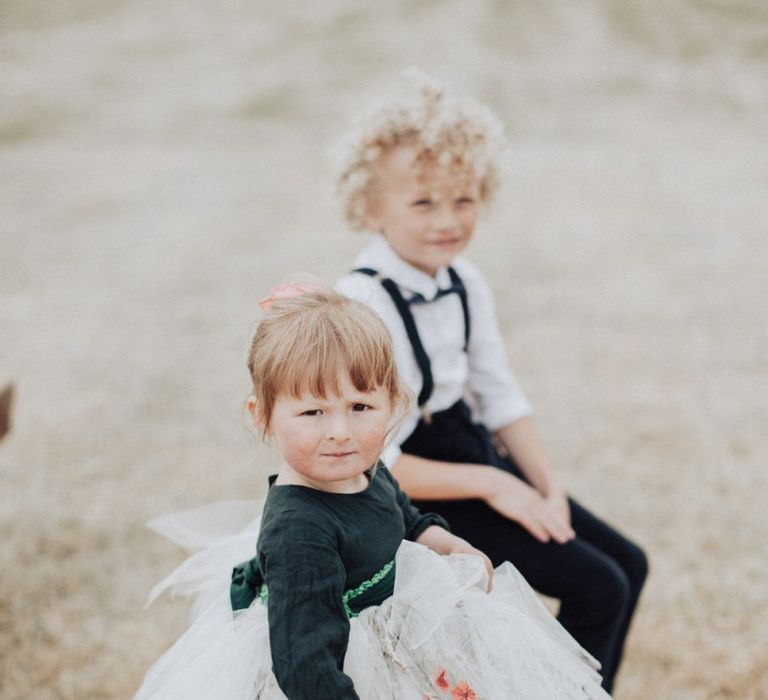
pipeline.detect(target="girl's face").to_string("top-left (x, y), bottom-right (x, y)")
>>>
top-left (259, 372), bottom-right (393, 493)
top-left (363, 145), bottom-right (481, 277)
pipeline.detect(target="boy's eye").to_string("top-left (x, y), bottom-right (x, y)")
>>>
top-left (411, 199), bottom-right (432, 207)
top-left (456, 196), bottom-right (475, 206)
top-left (352, 403), bottom-right (371, 412)
top-left (301, 409), bottom-right (322, 416)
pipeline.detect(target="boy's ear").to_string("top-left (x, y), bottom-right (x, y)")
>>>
top-left (361, 194), bottom-right (382, 233)
top-left (362, 211), bottom-right (380, 232)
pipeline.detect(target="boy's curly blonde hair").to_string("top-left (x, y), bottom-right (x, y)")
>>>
top-left (334, 71), bottom-right (506, 231)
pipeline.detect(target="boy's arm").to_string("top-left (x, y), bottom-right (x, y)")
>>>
top-left (494, 417), bottom-right (567, 500)
top-left (390, 453), bottom-right (499, 500)
top-left (391, 451), bottom-right (574, 544)
top-left (495, 416), bottom-right (573, 531)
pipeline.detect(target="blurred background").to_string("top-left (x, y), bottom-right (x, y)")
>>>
top-left (1, 1), bottom-right (767, 697)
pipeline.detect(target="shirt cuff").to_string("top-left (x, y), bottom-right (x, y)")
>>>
top-left (481, 396), bottom-right (533, 433)
top-left (406, 513), bottom-right (451, 541)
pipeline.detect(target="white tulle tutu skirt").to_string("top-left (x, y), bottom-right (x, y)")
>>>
top-left (136, 501), bottom-right (610, 700)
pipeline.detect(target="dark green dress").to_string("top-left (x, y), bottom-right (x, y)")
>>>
top-left (230, 465), bottom-right (448, 700)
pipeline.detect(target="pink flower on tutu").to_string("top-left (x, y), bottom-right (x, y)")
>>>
top-left (451, 682), bottom-right (477, 700)
top-left (258, 283), bottom-right (320, 311)
top-left (434, 668), bottom-right (450, 691)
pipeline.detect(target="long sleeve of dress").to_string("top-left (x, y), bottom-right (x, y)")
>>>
top-left (380, 468), bottom-right (450, 541)
top-left (260, 515), bottom-right (360, 700)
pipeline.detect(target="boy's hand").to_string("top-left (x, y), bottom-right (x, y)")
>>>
top-left (544, 489), bottom-right (572, 528)
top-left (485, 472), bottom-right (575, 544)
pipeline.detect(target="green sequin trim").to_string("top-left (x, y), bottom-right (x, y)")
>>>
top-left (342, 558), bottom-right (395, 618)
top-left (257, 558), bottom-right (395, 619)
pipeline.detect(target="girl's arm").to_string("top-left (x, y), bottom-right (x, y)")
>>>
top-left (391, 450), bottom-right (574, 545)
top-left (262, 524), bottom-right (360, 700)
top-left (384, 468), bottom-right (493, 587)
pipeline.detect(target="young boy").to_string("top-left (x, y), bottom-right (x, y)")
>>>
top-left (336, 77), bottom-right (648, 693)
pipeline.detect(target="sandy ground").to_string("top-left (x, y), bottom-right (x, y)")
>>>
top-left (2, 1), bottom-right (767, 698)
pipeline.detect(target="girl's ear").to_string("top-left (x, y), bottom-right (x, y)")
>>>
top-left (246, 395), bottom-right (268, 434)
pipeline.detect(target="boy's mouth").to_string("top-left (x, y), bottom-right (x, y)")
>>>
top-left (323, 451), bottom-right (355, 458)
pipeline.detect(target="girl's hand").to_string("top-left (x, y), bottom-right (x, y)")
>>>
top-left (416, 527), bottom-right (494, 590)
top-left (444, 537), bottom-right (494, 591)
top-left (484, 472), bottom-right (575, 545)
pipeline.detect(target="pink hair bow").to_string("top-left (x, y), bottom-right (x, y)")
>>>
top-left (258, 283), bottom-right (320, 312)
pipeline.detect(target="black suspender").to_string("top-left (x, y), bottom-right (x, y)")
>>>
top-left (446, 267), bottom-right (471, 351)
top-left (354, 267), bottom-right (471, 412)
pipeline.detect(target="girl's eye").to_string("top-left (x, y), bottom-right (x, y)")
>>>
top-left (411, 199), bottom-right (432, 207)
top-left (456, 197), bottom-right (475, 206)
top-left (352, 403), bottom-right (371, 412)
top-left (301, 409), bottom-right (322, 416)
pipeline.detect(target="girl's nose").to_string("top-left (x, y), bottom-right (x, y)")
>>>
top-left (326, 414), bottom-right (351, 441)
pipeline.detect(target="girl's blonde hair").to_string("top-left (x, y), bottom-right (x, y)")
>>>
top-left (334, 71), bottom-right (506, 231)
top-left (248, 286), bottom-right (407, 432)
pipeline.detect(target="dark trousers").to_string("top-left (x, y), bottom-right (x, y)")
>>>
top-left (403, 402), bottom-right (648, 693)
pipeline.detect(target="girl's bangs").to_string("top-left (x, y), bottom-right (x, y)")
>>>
top-left (281, 332), bottom-right (392, 400)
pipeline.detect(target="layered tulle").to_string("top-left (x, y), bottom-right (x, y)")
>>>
top-left (136, 502), bottom-right (610, 699)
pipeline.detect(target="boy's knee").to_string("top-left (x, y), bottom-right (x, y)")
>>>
top-left (599, 564), bottom-right (632, 615)
top-left (623, 541), bottom-right (649, 593)
top-left (558, 560), bottom-right (629, 627)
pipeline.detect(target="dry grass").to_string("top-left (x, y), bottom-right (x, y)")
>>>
top-left (2, 1), bottom-right (767, 698)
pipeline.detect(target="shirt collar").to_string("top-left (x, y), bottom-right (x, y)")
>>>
top-left (354, 234), bottom-right (453, 301)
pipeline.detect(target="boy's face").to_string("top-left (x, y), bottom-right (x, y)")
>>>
top-left (363, 145), bottom-right (480, 277)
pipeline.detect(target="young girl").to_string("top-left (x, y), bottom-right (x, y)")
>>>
top-left (135, 285), bottom-right (611, 699)
top-left (335, 75), bottom-right (648, 693)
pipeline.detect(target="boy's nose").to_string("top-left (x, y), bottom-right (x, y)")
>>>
top-left (433, 204), bottom-right (459, 231)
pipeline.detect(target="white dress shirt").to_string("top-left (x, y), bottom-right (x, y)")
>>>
top-left (336, 235), bottom-right (532, 468)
